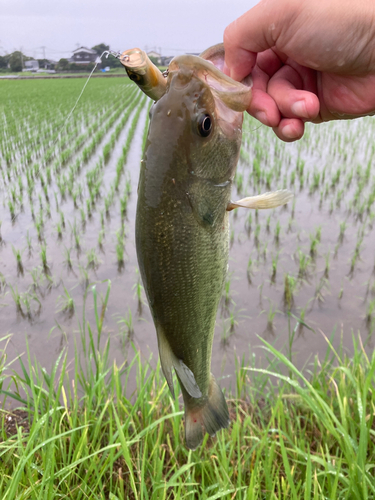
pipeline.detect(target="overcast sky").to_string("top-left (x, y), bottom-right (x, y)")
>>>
top-left (1, 0), bottom-right (259, 60)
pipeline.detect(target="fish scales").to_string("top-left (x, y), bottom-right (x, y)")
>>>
top-left (136, 65), bottom-right (244, 449)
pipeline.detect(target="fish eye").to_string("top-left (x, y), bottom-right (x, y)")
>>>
top-left (197, 114), bottom-right (212, 137)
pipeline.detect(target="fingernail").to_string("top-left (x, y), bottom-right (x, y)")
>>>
top-left (282, 125), bottom-right (297, 139)
top-left (291, 100), bottom-right (307, 118)
top-left (254, 111), bottom-right (268, 125)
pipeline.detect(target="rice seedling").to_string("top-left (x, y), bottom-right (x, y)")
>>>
top-left (223, 275), bottom-right (234, 308)
top-left (284, 273), bottom-right (297, 310)
top-left (12, 245), bottom-right (24, 275)
top-left (261, 300), bottom-right (278, 337)
top-left (80, 207), bottom-right (86, 226)
top-left (247, 256), bottom-right (253, 283)
top-left (314, 276), bottom-right (329, 303)
top-left (8, 200), bottom-right (15, 219)
top-left (78, 264), bottom-right (90, 290)
top-left (9, 284), bottom-right (22, 312)
top-left (60, 211), bottom-right (65, 228)
top-left (116, 228), bottom-right (125, 269)
top-left (56, 286), bottom-right (75, 317)
top-left (274, 220), bottom-right (281, 243)
top-left (86, 248), bottom-right (100, 270)
top-left (116, 307), bottom-right (134, 340)
top-left (133, 269), bottom-right (145, 314)
top-left (245, 212), bottom-right (252, 235)
top-left (254, 223), bottom-right (261, 246)
top-left (270, 252), bottom-right (279, 282)
top-left (63, 247), bottom-right (73, 270)
top-left (56, 220), bottom-right (63, 239)
top-left (20, 289), bottom-right (42, 319)
top-left (339, 220), bottom-right (347, 242)
top-left (220, 321), bottom-right (231, 346)
top-left (366, 298), bottom-right (375, 329)
top-left (40, 243), bottom-right (48, 272)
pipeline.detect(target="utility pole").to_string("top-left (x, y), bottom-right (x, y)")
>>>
top-left (41, 46), bottom-right (46, 60)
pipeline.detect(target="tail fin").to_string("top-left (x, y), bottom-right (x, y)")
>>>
top-left (185, 375), bottom-right (230, 450)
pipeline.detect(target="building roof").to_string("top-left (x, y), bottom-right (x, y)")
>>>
top-left (147, 51), bottom-right (161, 58)
top-left (72, 47), bottom-right (97, 55)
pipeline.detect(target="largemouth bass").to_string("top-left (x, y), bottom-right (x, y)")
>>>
top-left (135, 48), bottom-right (292, 449)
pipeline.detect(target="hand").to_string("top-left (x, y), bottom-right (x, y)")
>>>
top-left (223, 0), bottom-right (375, 141)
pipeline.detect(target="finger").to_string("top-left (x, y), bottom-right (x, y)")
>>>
top-left (249, 88), bottom-right (281, 127)
top-left (256, 49), bottom-right (284, 78)
top-left (222, 45), bottom-right (256, 81)
top-left (249, 63), bottom-right (280, 126)
top-left (268, 66), bottom-right (320, 120)
top-left (223, 0), bottom-right (293, 80)
top-left (240, 51), bottom-right (282, 127)
top-left (273, 118), bottom-right (305, 142)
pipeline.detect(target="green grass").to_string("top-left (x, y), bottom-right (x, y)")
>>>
top-left (1, 284), bottom-right (375, 499)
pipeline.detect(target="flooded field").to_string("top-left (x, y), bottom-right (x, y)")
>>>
top-left (1, 78), bottom-right (375, 394)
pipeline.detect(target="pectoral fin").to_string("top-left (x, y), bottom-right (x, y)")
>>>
top-left (187, 179), bottom-right (230, 228)
top-left (156, 324), bottom-right (202, 399)
top-left (227, 189), bottom-right (293, 211)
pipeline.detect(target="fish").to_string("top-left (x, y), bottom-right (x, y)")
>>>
top-left (135, 47), bottom-right (292, 449)
top-left (119, 48), bottom-right (167, 101)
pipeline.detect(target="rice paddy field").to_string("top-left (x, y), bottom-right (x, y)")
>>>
top-left (1, 77), bottom-right (375, 498)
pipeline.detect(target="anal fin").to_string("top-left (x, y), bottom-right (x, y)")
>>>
top-left (157, 325), bottom-right (202, 399)
top-left (174, 360), bottom-right (202, 398)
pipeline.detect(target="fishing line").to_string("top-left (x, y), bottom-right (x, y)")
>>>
top-left (52, 50), bottom-right (121, 148)
top-left (8, 50), bottom-right (121, 223)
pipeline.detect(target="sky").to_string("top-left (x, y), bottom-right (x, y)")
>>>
top-left (1, 0), bottom-right (259, 61)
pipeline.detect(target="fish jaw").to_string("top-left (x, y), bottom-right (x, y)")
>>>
top-left (169, 54), bottom-right (252, 112)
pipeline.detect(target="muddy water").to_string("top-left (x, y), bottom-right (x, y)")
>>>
top-left (1, 92), bottom-right (375, 399)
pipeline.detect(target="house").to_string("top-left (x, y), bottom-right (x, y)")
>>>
top-left (147, 51), bottom-right (162, 65)
top-left (70, 47), bottom-right (98, 65)
top-left (146, 52), bottom-right (174, 67)
top-left (160, 56), bottom-right (174, 66)
top-left (23, 60), bottom-right (39, 72)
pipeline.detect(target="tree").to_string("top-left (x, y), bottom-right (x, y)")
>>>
top-left (57, 58), bottom-right (70, 71)
top-left (91, 43), bottom-right (109, 56)
top-left (0, 56), bottom-right (8, 69)
top-left (92, 43), bottom-right (122, 68)
top-left (149, 56), bottom-right (160, 67)
top-left (9, 51), bottom-right (23, 72)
